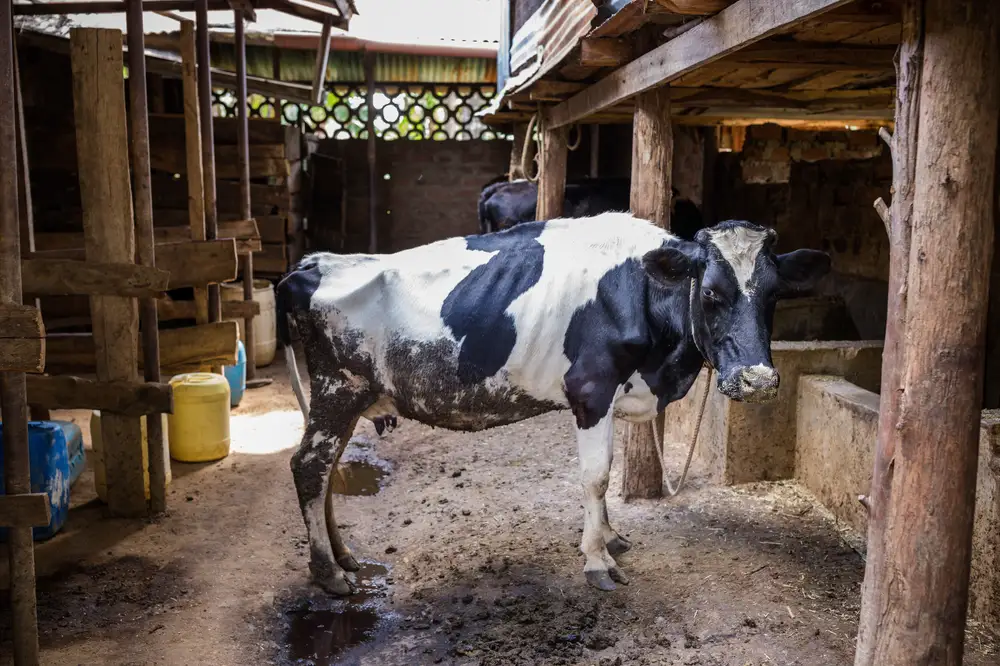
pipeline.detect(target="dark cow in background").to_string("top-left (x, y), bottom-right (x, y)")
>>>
top-left (277, 213), bottom-right (830, 596)
top-left (478, 176), bottom-right (705, 240)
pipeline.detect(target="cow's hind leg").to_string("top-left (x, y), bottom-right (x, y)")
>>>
top-left (291, 396), bottom-right (370, 596)
top-left (576, 411), bottom-right (628, 591)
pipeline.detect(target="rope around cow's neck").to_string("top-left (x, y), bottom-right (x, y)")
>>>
top-left (652, 363), bottom-right (712, 497)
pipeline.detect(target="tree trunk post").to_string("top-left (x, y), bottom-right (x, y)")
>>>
top-left (855, 1), bottom-right (1000, 663)
top-left (623, 84), bottom-right (673, 501)
top-left (536, 116), bottom-right (567, 221)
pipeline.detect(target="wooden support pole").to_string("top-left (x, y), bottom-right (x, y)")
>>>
top-left (508, 122), bottom-right (527, 181)
top-left (623, 84), bottom-right (673, 502)
top-left (180, 19), bottom-right (209, 325)
top-left (196, 0), bottom-right (221, 322)
top-left (71, 27), bottom-right (146, 517)
top-left (535, 117), bottom-right (568, 221)
top-left (13, 35), bottom-right (33, 264)
top-left (364, 48), bottom-right (377, 253)
top-left (126, 0), bottom-right (167, 514)
top-left (234, 10), bottom-right (257, 382)
top-left (0, 0), bottom-right (41, 660)
top-left (854, 1), bottom-right (1000, 663)
top-left (310, 16), bottom-right (332, 105)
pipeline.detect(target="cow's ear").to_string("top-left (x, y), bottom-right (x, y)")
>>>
top-left (642, 243), bottom-right (702, 287)
top-left (775, 249), bottom-right (831, 293)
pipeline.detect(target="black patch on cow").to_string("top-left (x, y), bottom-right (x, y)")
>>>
top-left (441, 223), bottom-right (548, 384)
top-left (563, 252), bottom-right (703, 429)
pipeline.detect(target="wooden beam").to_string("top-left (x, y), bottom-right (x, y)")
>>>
top-left (45, 321), bottom-right (239, 375)
top-left (30, 239), bottom-right (239, 291)
top-left (158, 297), bottom-right (259, 321)
top-left (577, 38), bottom-right (632, 68)
top-left (26, 375), bottom-right (173, 417)
top-left (71, 27), bottom-right (146, 518)
top-left (536, 119), bottom-right (568, 220)
top-left (854, 0), bottom-right (1000, 663)
top-left (311, 16), bottom-right (333, 105)
top-left (22, 259), bottom-right (170, 298)
top-left (723, 41), bottom-right (895, 68)
top-left (0, 494), bottom-right (51, 529)
top-left (529, 80), bottom-right (587, 102)
top-left (546, 0), bottom-right (853, 128)
top-left (180, 19), bottom-right (209, 326)
top-left (1, 10), bottom-right (40, 658)
top-left (0, 304), bottom-right (45, 373)
top-left (235, 10), bottom-right (258, 382)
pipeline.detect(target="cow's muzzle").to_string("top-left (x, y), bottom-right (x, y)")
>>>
top-left (718, 364), bottom-right (779, 404)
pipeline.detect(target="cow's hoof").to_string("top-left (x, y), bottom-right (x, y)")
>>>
top-left (606, 536), bottom-right (632, 556)
top-left (585, 570), bottom-right (617, 592)
top-left (337, 553), bottom-right (361, 572)
top-left (608, 566), bottom-right (629, 585)
top-left (315, 574), bottom-right (356, 596)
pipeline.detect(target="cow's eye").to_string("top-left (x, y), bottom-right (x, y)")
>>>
top-left (702, 288), bottom-right (717, 302)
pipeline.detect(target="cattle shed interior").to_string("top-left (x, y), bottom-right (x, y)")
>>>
top-left (1, 0), bottom-right (1000, 665)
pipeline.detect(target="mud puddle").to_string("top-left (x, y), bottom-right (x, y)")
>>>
top-left (283, 561), bottom-right (394, 665)
top-left (331, 438), bottom-right (392, 496)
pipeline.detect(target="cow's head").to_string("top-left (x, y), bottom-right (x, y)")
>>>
top-left (643, 220), bottom-right (830, 403)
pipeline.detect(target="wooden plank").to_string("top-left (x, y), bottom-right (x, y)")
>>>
top-left (254, 242), bottom-right (289, 274)
top-left (546, 0), bottom-right (854, 128)
top-left (197, 0), bottom-right (222, 325)
top-left (149, 143), bottom-right (288, 179)
top-left (45, 321), bottom-right (239, 374)
top-left (149, 112), bottom-right (288, 146)
top-left (180, 19), bottom-right (209, 327)
top-left (158, 297), bottom-right (260, 321)
top-left (31, 239), bottom-right (238, 290)
top-left (35, 219), bottom-right (258, 250)
top-left (0, 494), bottom-right (51, 529)
top-left (26, 374), bottom-right (173, 417)
top-left (854, 0), bottom-right (1000, 663)
top-left (256, 215), bottom-right (288, 243)
top-left (577, 37), bottom-right (632, 68)
top-left (0, 305), bottom-right (45, 373)
top-left (22, 259), bottom-right (170, 298)
top-left (235, 10), bottom-right (258, 382)
top-left (529, 80), bottom-right (588, 101)
top-left (71, 27), bottom-right (146, 517)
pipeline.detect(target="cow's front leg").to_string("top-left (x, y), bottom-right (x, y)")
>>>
top-left (576, 410), bottom-right (629, 591)
top-left (291, 399), bottom-right (367, 596)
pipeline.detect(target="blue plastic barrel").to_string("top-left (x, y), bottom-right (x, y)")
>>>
top-left (223, 339), bottom-right (247, 407)
top-left (52, 420), bottom-right (86, 487)
top-left (0, 421), bottom-right (71, 541)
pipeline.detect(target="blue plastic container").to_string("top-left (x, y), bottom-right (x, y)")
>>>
top-left (52, 420), bottom-right (86, 487)
top-left (223, 339), bottom-right (247, 407)
top-left (0, 421), bottom-right (71, 541)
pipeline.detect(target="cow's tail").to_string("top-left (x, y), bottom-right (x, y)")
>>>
top-left (276, 273), bottom-right (310, 420)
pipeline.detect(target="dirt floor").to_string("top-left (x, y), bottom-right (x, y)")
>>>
top-left (1, 355), bottom-right (997, 666)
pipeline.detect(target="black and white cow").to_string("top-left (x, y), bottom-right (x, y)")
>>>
top-left (276, 213), bottom-right (830, 595)
top-left (477, 177), bottom-right (705, 240)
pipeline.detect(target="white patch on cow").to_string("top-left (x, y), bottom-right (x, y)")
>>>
top-left (612, 372), bottom-right (658, 423)
top-left (505, 213), bottom-right (673, 403)
top-left (707, 226), bottom-right (768, 295)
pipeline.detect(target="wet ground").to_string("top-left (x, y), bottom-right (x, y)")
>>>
top-left (1, 355), bottom-right (996, 665)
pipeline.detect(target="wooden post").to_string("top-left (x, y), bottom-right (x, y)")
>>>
top-left (508, 122), bottom-right (527, 180)
top-left (622, 84), bottom-right (672, 501)
top-left (536, 116), bottom-right (568, 220)
top-left (12, 37), bottom-right (33, 263)
top-left (196, 0), bottom-right (221, 322)
top-left (234, 10), bottom-right (257, 381)
top-left (0, 0), bottom-right (41, 660)
top-left (71, 28), bottom-right (146, 517)
top-left (126, 0), bottom-right (167, 515)
top-left (180, 19), bottom-right (208, 324)
top-left (854, 1), bottom-right (1000, 664)
top-left (589, 124), bottom-right (600, 178)
top-left (310, 16), bottom-right (332, 105)
top-left (364, 48), bottom-right (377, 253)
